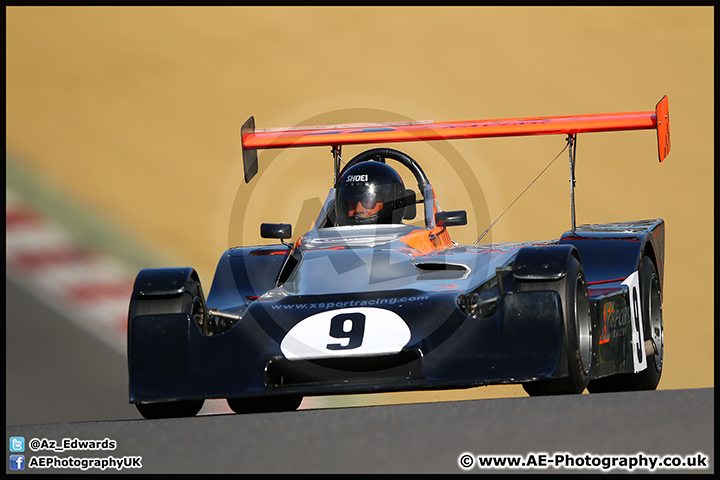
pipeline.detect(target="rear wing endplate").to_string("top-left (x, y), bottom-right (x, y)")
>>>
top-left (241, 96), bottom-right (670, 183)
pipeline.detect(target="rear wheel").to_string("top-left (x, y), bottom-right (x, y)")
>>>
top-left (136, 400), bottom-right (204, 420)
top-left (638, 256), bottom-right (664, 388)
top-left (227, 395), bottom-right (303, 414)
top-left (587, 255), bottom-right (663, 393)
top-left (523, 257), bottom-right (592, 396)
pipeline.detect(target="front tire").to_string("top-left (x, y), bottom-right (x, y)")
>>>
top-left (523, 257), bottom-right (592, 396)
top-left (128, 268), bottom-right (208, 419)
top-left (128, 272), bottom-right (208, 335)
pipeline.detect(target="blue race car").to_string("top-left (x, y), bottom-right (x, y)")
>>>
top-left (128, 97), bottom-right (670, 418)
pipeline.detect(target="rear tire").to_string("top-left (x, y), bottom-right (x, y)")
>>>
top-left (227, 395), bottom-right (303, 414)
top-left (636, 256), bottom-right (664, 388)
top-left (522, 257), bottom-right (592, 396)
top-left (587, 255), bottom-right (663, 393)
top-left (136, 400), bottom-right (204, 419)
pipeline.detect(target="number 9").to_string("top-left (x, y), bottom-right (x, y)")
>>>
top-left (327, 313), bottom-right (366, 350)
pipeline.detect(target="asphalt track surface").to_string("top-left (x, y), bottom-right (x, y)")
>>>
top-left (6, 273), bottom-right (138, 425)
top-left (6, 273), bottom-right (713, 474)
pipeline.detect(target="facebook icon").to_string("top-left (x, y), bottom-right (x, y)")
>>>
top-left (9, 455), bottom-right (25, 470)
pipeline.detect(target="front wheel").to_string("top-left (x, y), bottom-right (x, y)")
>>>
top-left (128, 269), bottom-right (209, 335)
top-left (523, 257), bottom-right (592, 396)
top-left (128, 268), bottom-right (209, 419)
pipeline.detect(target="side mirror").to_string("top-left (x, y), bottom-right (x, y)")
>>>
top-left (260, 223), bottom-right (292, 240)
top-left (403, 189), bottom-right (417, 220)
top-left (435, 210), bottom-right (467, 228)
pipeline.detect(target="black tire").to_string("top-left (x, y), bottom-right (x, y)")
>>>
top-left (637, 256), bottom-right (664, 388)
top-left (136, 400), bottom-right (204, 420)
top-left (128, 270), bottom-right (208, 419)
top-left (227, 395), bottom-right (303, 414)
top-left (128, 275), bottom-right (208, 334)
top-left (522, 257), bottom-right (592, 396)
top-left (587, 255), bottom-right (663, 393)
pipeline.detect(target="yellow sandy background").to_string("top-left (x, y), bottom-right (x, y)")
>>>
top-left (6, 7), bottom-right (713, 404)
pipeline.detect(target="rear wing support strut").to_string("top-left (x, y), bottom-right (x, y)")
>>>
top-left (331, 145), bottom-right (342, 187)
top-left (568, 134), bottom-right (577, 232)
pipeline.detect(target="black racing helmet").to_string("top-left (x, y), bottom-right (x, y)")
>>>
top-left (335, 161), bottom-right (406, 226)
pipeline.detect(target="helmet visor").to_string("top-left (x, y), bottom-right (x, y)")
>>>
top-left (338, 185), bottom-right (393, 223)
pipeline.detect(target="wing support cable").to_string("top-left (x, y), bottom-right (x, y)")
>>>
top-left (473, 138), bottom-right (572, 245)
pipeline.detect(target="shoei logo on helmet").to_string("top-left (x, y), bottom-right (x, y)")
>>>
top-left (346, 174), bottom-right (368, 183)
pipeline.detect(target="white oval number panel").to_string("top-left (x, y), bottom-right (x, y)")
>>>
top-left (281, 307), bottom-right (411, 360)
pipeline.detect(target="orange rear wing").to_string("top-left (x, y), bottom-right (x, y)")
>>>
top-left (241, 96), bottom-right (670, 183)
